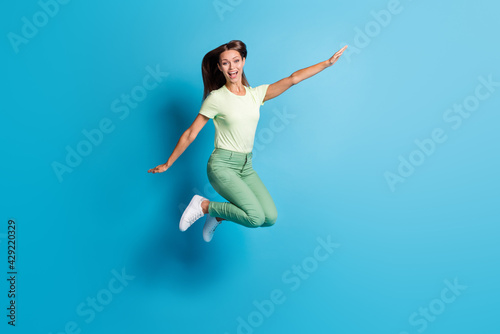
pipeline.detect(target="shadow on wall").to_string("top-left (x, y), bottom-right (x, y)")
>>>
top-left (130, 81), bottom-right (235, 293)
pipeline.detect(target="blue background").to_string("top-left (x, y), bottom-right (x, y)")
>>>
top-left (1, 0), bottom-right (499, 333)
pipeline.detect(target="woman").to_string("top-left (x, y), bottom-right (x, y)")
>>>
top-left (148, 40), bottom-right (347, 242)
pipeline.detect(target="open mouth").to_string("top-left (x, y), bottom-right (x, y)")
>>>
top-left (228, 70), bottom-right (238, 79)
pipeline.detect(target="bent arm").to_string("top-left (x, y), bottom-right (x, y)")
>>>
top-left (264, 45), bottom-right (348, 102)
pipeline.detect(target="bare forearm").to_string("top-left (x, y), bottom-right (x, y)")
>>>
top-left (165, 130), bottom-right (194, 168)
top-left (263, 46), bottom-right (346, 104)
top-left (290, 59), bottom-right (330, 85)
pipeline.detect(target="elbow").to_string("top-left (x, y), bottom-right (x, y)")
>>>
top-left (289, 73), bottom-right (299, 86)
top-left (186, 129), bottom-right (196, 142)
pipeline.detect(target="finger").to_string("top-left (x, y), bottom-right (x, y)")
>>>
top-left (336, 46), bottom-right (347, 55)
top-left (333, 50), bottom-right (344, 58)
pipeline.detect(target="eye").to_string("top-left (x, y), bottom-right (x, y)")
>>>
top-left (235, 59), bottom-right (240, 63)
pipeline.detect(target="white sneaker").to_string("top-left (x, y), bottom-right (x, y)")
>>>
top-left (203, 215), bottom-right (221, 242)
top-left (179, 195), bottom-right (207, 232)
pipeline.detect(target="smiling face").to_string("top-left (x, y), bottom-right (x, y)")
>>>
top-left (218, 49), bottom-right (245, 84)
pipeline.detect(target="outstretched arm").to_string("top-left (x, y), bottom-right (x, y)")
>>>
top-left (263, 45), bottom-right (347, 102)
top-left (147, 114), bottom-right (209, 173)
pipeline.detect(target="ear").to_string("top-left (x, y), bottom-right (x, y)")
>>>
top-left (217, 62), bottom-right (222, 72)
top-left (242, 57), bottom-right (246, 67)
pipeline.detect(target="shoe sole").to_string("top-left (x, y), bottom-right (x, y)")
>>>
top-left (203, 216), bottom-right (219, 242)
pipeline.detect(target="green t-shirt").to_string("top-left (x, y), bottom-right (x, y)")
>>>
top-left (199, 84), bottom-right (270, 153)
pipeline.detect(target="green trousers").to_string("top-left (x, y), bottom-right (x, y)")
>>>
top-left (207, 148), bottom-right (278, 228)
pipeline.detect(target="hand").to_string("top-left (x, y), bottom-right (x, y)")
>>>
top-left (148, 163), bottom-right (169, 174)
top-left (327, 45), bottom-right (348, 67)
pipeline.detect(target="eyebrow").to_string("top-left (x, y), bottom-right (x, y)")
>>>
top-left (220, 56), bottom-right (241, 62)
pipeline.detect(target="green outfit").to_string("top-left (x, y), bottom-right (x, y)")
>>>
top-left (199, 84), bottom-right (269, 153)
top-left (199, 84), bottom-right (278, 227)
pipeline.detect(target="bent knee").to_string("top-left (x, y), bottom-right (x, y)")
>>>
top-left (247, 209), bottom-right (278, 228)
top-left (247, 212), bottom-right (266, 228)
top-left (262, 212), bottom-right (278, 227)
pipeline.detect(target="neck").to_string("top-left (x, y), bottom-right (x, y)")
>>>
top-left (225, 81), bottom-right (245, 93)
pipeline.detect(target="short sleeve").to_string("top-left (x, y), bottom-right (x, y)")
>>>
top-left (253, 84), bottom-right (270, 106)
top-left (199, 92), bottom-right (219, 119)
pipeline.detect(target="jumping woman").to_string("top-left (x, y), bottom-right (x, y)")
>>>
top-left (148, 40), bottom-right (347, 242)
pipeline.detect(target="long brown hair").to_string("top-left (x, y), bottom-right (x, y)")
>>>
top-left (201, 40), bottom-right (250, 100)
